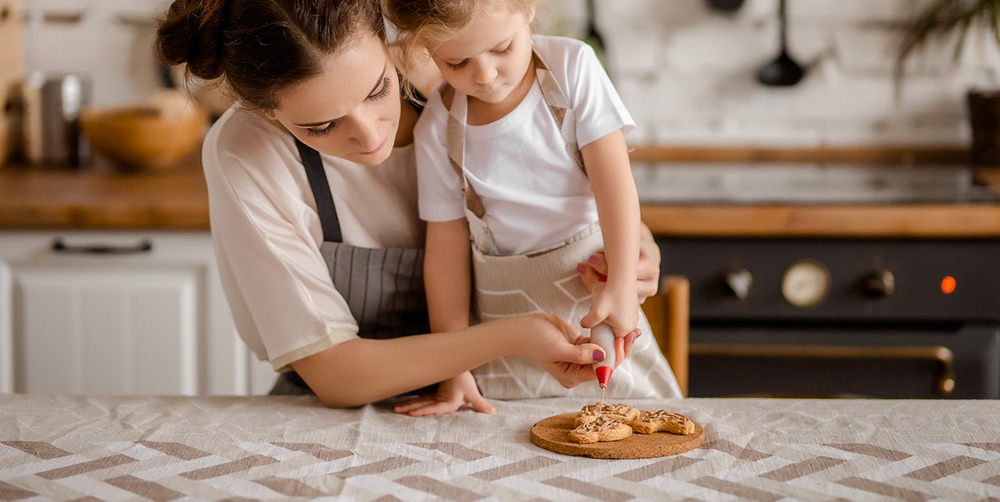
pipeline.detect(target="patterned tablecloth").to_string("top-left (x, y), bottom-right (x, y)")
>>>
top-left (1, 395), bottom-right (999, 501)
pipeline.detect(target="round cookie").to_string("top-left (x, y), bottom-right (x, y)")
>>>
top-left (530, 412), bottom-right (705, 459)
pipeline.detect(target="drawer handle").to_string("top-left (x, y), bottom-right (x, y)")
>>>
top-left (691, 343), bottom-right (955, 395)
top-left (52, 238), bottom-right (153, 255)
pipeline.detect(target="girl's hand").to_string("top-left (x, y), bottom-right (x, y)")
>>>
top-left (580, 280), bottom-right (639, 339)
top-left (393, 371), bottom-right (495, 416)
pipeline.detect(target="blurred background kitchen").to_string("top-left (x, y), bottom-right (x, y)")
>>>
top-left (1, 0), bottom-right (998, 399)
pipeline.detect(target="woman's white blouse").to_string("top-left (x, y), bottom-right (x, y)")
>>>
top-left (202, 106), bottom-right (424, 371)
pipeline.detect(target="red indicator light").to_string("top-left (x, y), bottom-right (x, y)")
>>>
top-left (941, 276), bottom-right (956, 295)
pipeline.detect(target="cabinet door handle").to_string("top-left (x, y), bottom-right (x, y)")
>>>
top-left (52, 238), bottom-right (153, 254)
top-left (691, 343), bottom-right (955, 395)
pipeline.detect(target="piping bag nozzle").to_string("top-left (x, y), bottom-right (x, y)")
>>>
top-left (595, 365), bottom-right (613, 388)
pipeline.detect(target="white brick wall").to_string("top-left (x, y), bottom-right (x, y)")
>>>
top-left (16, 0), bottom-right (997, 148)
top-left (20, 0), bottom-right (170, 106)
top-left (541, 0), bottom-right (997, 147)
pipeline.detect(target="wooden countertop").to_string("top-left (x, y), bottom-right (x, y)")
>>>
top-left (3, 148), bottom-right (1000, 237)
top-left (0, 159), bottom-right (210, 230)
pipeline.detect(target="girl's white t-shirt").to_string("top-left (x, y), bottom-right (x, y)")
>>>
top-left (414, 35), bottom-right (635, 255)
top-left (202, 105), bottom-right (424, 371)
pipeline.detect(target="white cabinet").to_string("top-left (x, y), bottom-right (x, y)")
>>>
top-left (0, 231), bottom-right (275, 395)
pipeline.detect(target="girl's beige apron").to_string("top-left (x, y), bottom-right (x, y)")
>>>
top-left (446, 52), bottom-right (682, 400)
top-left (270, 139), bottom-right (431, 395)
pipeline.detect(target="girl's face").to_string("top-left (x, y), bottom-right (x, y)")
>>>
top-left (429, 5), bottom-right (535, 105)
top-left (268, 32), bottom-right (402, 166)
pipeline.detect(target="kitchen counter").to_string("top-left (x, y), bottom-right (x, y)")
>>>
top-left (4, 155), bottom-right (1000, 237)
top-left (0, 160), bottom-right (209, 230)
top-left (1, 394), bottom-right (998, 500)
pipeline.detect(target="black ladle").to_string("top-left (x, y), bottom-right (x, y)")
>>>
top-left (584, 0), bottom-right (606, 65)
top-left (757, 0), bottom-right (805, 87)
top-left (706, 0), bottom-right (745, 13)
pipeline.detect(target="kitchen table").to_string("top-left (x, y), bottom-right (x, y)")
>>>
top-left (1, 395), bottom-right (998, 500)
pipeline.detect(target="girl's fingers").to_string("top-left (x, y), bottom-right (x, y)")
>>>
top-left (393, 397), bottom-right (435, 414)
top-left (467, 395), bottom-right (496, 414)
top-left (623, 332), bottom-right (637, 358)
top-left (407, 400), bottom-right (461, 417)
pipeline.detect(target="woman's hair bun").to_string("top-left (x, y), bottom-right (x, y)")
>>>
top-left (156, 0), bottom-right (228, 81)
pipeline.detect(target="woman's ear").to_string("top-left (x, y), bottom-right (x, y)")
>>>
top-left (262, 109), bottom-right (277, 120)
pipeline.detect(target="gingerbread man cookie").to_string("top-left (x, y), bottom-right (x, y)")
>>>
top-left (568, 416), bottom-right (633, 444)
top-left (629, 410), bottom-right (696, 435)
top-left (575, 402), bottom-right (641, 426)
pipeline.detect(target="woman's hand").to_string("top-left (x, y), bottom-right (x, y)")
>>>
top-left (577, 225), bottom-right (661, 302)
top-left (393, 371), bottom-right (495, 416)
top-left (518, 313), bottom-right (636, 388)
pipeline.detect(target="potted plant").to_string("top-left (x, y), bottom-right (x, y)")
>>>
top-left (895, 0), bottom-right (1000, 165)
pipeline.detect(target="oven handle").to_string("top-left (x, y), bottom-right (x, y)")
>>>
top-left (691, 344), bottom-right (955, 395)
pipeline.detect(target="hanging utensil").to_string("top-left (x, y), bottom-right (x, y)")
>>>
top-left (584, 0), bottom-right (606, 66)
top-left (706, 0), bottom-right (745, 13)
top-left (757, 0), bottom-right (805, 86)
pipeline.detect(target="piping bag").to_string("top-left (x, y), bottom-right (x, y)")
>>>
top-left (591, 323), bottom-right (616, 390)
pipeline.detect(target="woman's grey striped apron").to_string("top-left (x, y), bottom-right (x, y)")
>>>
top-left (446, 50), bottom-right (681, 400)
top-left (270, 139), bottom-right (431, 395)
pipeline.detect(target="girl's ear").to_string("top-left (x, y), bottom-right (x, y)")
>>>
top-left (263, 109), bottom-right (277, 120)
top-left (526, 5), bottom-right (536, 24)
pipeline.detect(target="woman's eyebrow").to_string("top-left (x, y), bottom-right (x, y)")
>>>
top-left (292, 63), bottom-right (388, 127)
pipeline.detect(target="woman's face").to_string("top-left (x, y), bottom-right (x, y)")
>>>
top-left (268, 32), bottom-right (402, 166)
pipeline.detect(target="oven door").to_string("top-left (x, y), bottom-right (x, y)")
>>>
top-left (689, 322), bottom-right (1000, 398)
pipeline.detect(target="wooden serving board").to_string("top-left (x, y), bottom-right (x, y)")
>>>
top-left (530, 412), bottom-right (705, 459)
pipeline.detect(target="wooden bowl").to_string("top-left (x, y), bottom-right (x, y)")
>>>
top-left (80, 101), bottom-right (208, 170)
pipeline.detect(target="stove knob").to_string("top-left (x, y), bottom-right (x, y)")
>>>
top-left (724, 268), bottom-right (753, 300)
top-left (864, 269), bottom-right (896, 298)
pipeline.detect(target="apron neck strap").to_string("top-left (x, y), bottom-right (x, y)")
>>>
top-left (294, 138), bottom-right (343, 243)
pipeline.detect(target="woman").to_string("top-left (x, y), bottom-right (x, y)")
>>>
top-left (155, 0), bottom-right (667, 414)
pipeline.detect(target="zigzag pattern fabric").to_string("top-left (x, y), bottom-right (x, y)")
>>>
top-left (2, 395), bottom-right (999, 500)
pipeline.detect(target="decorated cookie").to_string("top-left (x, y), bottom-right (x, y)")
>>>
top-left (575, 402), bottom-right (641, 426)
top-left (567, 416), bottom-right (633, 444)
top-left (629, 410), bottom-right (696, 435)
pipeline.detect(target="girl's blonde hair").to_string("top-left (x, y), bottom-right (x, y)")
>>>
top-left (383, 0), bottom-right (539, 78)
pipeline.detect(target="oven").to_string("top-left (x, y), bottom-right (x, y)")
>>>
top-left (657, 238), bottom-right (1000, 398)
top-left (637, 162), bottom-right (1000, 399)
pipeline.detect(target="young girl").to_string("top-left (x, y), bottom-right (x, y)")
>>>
top-left (383, 0), bottom-right (682, 404)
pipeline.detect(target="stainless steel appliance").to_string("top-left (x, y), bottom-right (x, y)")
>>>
top-left (8, 72), bottom-right (91, 166)
top-left (637, 163), bottom-right (1000, 398)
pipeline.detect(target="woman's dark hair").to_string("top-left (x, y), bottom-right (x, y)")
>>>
top-left (156, 0), bottom-right (385, 110)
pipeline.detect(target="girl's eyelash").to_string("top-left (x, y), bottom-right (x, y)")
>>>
top-left (447, 44), bottom-right (512, 70)
top-left (305, 76), bottom-right (392, 137)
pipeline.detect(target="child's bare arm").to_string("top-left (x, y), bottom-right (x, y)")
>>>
top-left (424, 219), bottom-right (472, 332)
top-left (578, 129), bottom-right (640, 337)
